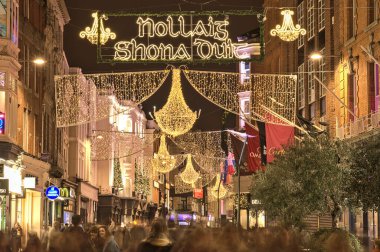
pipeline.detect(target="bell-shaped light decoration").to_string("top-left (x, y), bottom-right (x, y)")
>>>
top-left (180, 154), bottom-right (200, 184)
top-left (151, 135), bottom-right (176, 173)
top-left (210, 174), bottom-right (228, 199)
top-left (270, 10), bottom-right (306, 42)
top-left (79, 12), bottom-right (116, 45)
top-left (152, 69), bottom-right (200, 137)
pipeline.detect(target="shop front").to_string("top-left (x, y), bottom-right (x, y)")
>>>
top-left (78, 181), bottom-right (98, 224)
top-left (61, 180), bottom-right (77, 225)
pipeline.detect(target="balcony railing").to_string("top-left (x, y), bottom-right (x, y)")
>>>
top-left (336, 110), bottom-right (380, 139)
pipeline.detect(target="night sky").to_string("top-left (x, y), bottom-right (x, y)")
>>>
top-left (63, 0), bottom-right (263, 130)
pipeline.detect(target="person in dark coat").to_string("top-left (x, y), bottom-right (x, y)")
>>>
top-left (11, 222), bottom-right (22, 252)
top-left (136, 218), bottom-right (172, 252)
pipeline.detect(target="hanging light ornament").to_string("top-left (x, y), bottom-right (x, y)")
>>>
top-left (79, 12), bottom-right (116, 45)
top-left (270, 10), bottom-right (306, 42)
top-left (151, 134), bottom-right (176, 173)
top-left (180, 154), bottom-right (200, 184)
top-left (210, 174), bottom-right (228, 199)
top-left (151, 69), bottom-right (200, 137)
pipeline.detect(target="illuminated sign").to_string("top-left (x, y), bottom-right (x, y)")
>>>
top-left (0, 112), bottom-right (4, 134)
top-left (95, 11), bottom-right (263, 63)
top-left (193, 188), bottom-right (203, 199)
top-left (46, 186), bottom-right (60, 200)
top-left (24, 177), bottom-right (36, 189)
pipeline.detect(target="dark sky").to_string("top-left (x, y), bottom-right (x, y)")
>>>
top-left (63, 0), bottom-right (263, 130)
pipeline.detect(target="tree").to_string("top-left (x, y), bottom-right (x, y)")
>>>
top-left (348, 134), bottom-right (380, 210)
top-left (250, 136), bottom-right (350, 228)
top-left (113, 158), bottom-right (123, 189)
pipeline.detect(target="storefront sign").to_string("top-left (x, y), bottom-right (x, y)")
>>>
top-left (0, 112), bottom-right (5, 134)
top-left (4, 166), bottom-right (22, 195)
top-left (193, 188), bottom-right (203, 199)
top-left (46, 186), bottom-right (60, 200)
top-left (24, 177), bottom-right (36, 189)
top-left (0, 179), bottom-right (9, 195)
top-left (96, 11), bottom-right (263, 64)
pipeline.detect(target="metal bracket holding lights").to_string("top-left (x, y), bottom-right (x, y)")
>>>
top-left (270, 10), bottom-right (306, 42)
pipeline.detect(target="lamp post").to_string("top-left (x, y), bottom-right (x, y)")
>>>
top-left (236, 136), bottom-right (248, 228)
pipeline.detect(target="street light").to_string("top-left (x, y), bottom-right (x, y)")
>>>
top-left (32, 57), bottom-right (46, 65)
top-left (309, 51), bottom-right (323, 60)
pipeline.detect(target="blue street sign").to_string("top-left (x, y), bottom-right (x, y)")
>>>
top-left (46, 186), bottom-right (60, 200)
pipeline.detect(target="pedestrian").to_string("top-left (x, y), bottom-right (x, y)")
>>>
top-left (128, 225), bottom-right (146, 252)
top-left (60, 223), bottom-right (69, 232)
top-left (88, 226), bottom-right (101, 252)
top-left (98, 225), bottom-right (119, 252)
top-left (0, 230), bottom-right (10, 252)
top-left (23, 231), bottom-right (41, 252)
top-left (66, 215), bottom-right (84, 233)
top-left (11, 222), bottom-right (22, 252)
top-left (63, 214), bottom-right (93, 252)
top-left (136, 218), bottom-right (172, 252)
top-left (47, 221), bottom-right (61, 250)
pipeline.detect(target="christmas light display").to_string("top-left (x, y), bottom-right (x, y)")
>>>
top-left (151, 69), bottom-right (200, 136)
top-left (80, 12), bottom-right (116, 45)
top-left (180, 154), bottom-right (200, 184)
top-left (270, 10), bottom-right (306, 42)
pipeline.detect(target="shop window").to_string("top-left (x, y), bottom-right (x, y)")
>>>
top-left (239, 61), bottom-right (251, 84)
top-left (297, 1), bottom-right (305, 48)
top-left (0, 0), bottom-right (6, 37)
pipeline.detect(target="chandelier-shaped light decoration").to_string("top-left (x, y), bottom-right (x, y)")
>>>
top-left (151, 134), bottom-right (176, 173)
top-left (180, 154), bottom-right (200, 184)
top-left (270, 10), bottom-right (306, 42)
top-left (151, 69), bottom-right (200, 137)
top-left (210, 174), bottom-right (228, 199)
top-left (79, 12), bottom-right (116, 45)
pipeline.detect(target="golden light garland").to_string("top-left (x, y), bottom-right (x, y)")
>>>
top-left (91, 130), bottom-right (159, 161)
top-left (209, 174), bottom-right (228, 199)
top-left (270, 10), bottom-right (306, 42)
top-left (171, 131), bottom-right (226, 158)
top-left (180, 154), bottom-right (200, 184)
top-left (55, 70), bottom-right (170, 127)
top-left (79, 12), bottom-right (116, 45)
top-left (174, 171), bottom-right (217, 194)
top-left (152, 134), bottom-right (176, 173)
top-left (183, 70), bottom-right (297, 125)
top-left (192, 155), bottom-right (225, 174)
top-left (151, 69), bottom-right (200, 137)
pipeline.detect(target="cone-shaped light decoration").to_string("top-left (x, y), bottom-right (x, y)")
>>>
top-left (79, 12), bottom-right (116, 45)
top-left (152, 69), bottom-right (200, 137)
top-left (210, 174), bottom-right (228, 199)
top-left (180, 154), bottom-right (200, 184)
top-left (151, 135), bottom-right (176, 173)
top-left (270, 10), bottom-right (306, 42)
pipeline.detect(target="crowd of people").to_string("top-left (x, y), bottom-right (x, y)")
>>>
top-left (0, 215), bottom-right (362, 252)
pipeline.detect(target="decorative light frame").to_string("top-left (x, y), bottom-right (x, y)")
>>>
top-left (270, 10), bottom-right (306, 42)
top-left (151, 134), bottom-right (176, 173)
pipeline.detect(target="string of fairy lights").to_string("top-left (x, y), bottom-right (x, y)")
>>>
top-left (55, 70), bottom-right (170, 127)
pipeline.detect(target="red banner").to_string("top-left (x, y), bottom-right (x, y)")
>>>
top-left (193, 189), bottom-right (203, 199)
top-left (246, 124), bottom-right (262, 172)
top-left (265, 123), bottom-right (294, 163)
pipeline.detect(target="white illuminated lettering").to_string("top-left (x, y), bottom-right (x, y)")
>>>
top-left (113, 15), bottom-right (250, 61)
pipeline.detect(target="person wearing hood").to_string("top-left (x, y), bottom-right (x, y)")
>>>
top-left (137, 218), bottom-right (173, 252)
top-left (98, 225), bottom-right (120, 252)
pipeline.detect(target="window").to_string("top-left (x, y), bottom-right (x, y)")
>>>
top-left (239, 97), bottom-right (250, 129)
top-left (23, 0), bottom-right (29, 19)
top-left (0, 0), bottom-right (7, 37)
top-left (0, 72), bottom-right (5, 87)
top-left (375, 64), bottom-right (379, 112)
top-left (309, 102), bottom-right (316, 120)
top-left (307, 0), bottom-right (315, 40)
top-left (320, 96), bottom-right (326, 116)
top-left (319, 48), bottom-right (326, 97)
top-left (308, 60), bottom-right (316, 103)
top-left (348, 73), bottom-right (356, 121)
top-left (368, 0), bottom-right (377, 25)
top-left (318, 0), bottom-right (326, 31)
top-left (23, 108), bottom-right (28, 151)
top-left (347, 0), bottom-right (355, 39)
top-left (239, 61), bottom-right (251, 84)
top-left (298, 63), bottom-right (305, 108)
top-left (10, 1), bottom-right (18, 45)
top-left (297, 1), bottom-right (305, 48)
